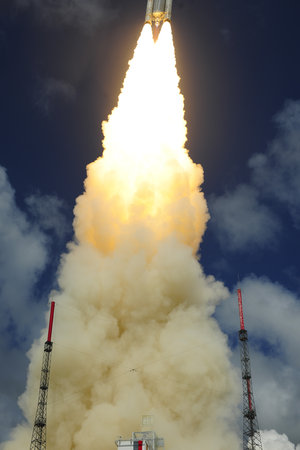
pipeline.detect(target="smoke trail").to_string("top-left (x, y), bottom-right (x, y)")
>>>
top-left (3, 24), bottom-right (240, 449)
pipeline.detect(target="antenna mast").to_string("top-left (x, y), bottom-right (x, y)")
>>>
top-left (237, 289), bottom-right (263, 450)
top-left (30, 301), bottom-right (55, 450)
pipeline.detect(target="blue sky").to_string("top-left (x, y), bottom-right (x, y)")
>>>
top-left (0, 0), bottom-right (299, 448)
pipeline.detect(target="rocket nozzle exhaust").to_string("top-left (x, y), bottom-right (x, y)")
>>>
top-left (145, 0), bottom-right (173, 30)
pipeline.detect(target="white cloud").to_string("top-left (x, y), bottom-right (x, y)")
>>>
top-left (261, 429), bottom-right (300, 450)
top-left (252, 351), bottom-right (300, 445)
top-left (249, 99), bottom-right (300, 227)
top-left (15, 0), bottom-right (117, 30)
top-left (0, 166), bottom-right (51, 441)
top-left (0, 343), bottom-right (26, 442)
top-left (216, 276), bottom-right (300, 445)
top-left (209, 185), bottom-right (280, 251)
top-left (209, 99), bottom-right (300, 250)
top-left (0, 167), bottom-right (48, 341)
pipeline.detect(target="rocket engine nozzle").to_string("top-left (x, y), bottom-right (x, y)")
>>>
top-left (145, 0), bottom-right (173, 27)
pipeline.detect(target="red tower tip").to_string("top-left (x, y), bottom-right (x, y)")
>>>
top-left (47, 301), bottom-right (55, 342)
top-left (237, 289), bottom-right (245, 330)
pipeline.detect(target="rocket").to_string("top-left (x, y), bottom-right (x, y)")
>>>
top-left (145, 0), bottom-right (173, 29)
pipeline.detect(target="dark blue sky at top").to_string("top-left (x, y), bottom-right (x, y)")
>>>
top-left (0, 0), bottom-right (300, 443)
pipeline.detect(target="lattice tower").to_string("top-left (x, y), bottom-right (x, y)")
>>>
top-left (237, 289), bottom-right (263, 450)
top-left (30, 302), bottom-right (55, 450)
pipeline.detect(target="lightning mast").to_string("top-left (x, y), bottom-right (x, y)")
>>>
top-left (237, 289), bottom-right (263, 450)
top-left (30, 301), bottom-right (55, 450)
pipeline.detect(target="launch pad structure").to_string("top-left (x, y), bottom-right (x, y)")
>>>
top-left (30, 302), bottom-right (55, 450)
top-left (237, 289), bottom-right (263, 450)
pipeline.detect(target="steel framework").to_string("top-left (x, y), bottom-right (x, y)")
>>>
top-left (237, 289), bottom-right (263, 450)
top-left (30, 302), bottom-right (55, 450)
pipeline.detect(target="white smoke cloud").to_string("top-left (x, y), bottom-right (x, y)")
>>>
top-left (2, 24), bottom-right (240, 449)
top-left (216, 276), bottom-right (300, 445)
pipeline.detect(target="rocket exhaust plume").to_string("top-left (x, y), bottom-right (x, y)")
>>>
top-left (3, 23), bottom-right (239, 449)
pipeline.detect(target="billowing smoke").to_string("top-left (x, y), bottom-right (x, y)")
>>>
top-left (2, 24), bottom-right (240, 449)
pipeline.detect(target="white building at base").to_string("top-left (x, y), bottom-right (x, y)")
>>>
top-left (115, 431), bottom-right (164, 450)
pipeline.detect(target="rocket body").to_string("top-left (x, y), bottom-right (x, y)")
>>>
top-left (145, 0), bottom-right (173, 27)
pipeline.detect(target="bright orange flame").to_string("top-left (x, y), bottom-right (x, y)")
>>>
top-left (74, 22), bottom-right (208, 254)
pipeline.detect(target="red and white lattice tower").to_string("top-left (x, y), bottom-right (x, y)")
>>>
top-left (30, 301), bottom-right (55, 450)
top-left (237, 289), bottom-right (263, 450)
